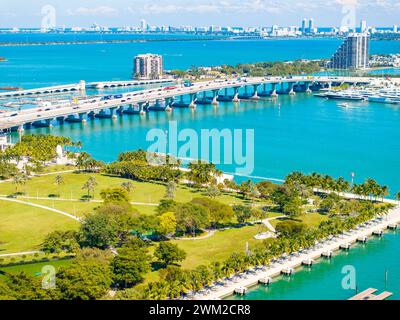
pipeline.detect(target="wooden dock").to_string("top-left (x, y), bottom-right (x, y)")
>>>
top-left (349, 288), bottom-right (393, 300)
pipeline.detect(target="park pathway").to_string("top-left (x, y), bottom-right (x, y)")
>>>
top-left (0, 250), bottom-right (41, 258)
top-left (0, 197), bottom-right (81, 221)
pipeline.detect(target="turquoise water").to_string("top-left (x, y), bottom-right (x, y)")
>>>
top-left (2, 36), bottom-right (400, 299)
top-left (25, 94), bottom-right (400, 194)
top-left (229, 230), bottom-right (400, 300)
top-left (1, 38), bottom-right (400, 88)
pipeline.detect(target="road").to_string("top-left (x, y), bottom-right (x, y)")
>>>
top-left (0, 75), bottom-right (375, 131)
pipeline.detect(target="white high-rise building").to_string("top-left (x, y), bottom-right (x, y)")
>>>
top-left (394, 24), bottom-right (398, 33)
top-left (133, 54), bottom-right (163, 80)
top-left (329, 33), bottom-right (370, 70)
top-left (308, 18), bottom-right (314, 32)
top-left (140, 19), bottom-right (147, 31)
top-left (360, 20), bottom-right (367, 33)
top-left (301, 18), bottom-right (308, 34)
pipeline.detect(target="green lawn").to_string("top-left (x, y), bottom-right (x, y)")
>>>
top-left (0, 172), bottom-right (257, 207)
top-left (171, 225), bottom-right (265, 269)
top-left (0, 201), bottom-right (79, 254)
top-left (269, 211), bottom-right (329, 228)
top-left (0, 259), bottom-right (72, 277)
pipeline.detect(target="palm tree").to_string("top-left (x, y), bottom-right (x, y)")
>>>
top-left (121, 181), bottom-right (134, 193)
top-left (165, 181), bottom-right (177, 199)
top-left (205, 185), bottom-right (220, 199)
top-left (396, 191), bottom-right (400, 205)
top-left (54, 175), bottom-right (64, 197)
top-left (81, 176), bottom-right (98, 200)
top-left (12, 173), bottom-right (26, 194)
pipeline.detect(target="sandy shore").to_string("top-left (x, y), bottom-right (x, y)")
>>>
top-left (195, 206), bottom-right (400, 300)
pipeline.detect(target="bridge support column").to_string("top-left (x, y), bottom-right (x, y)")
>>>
top-left (233, 87), bottom-right (240, 102)
top-left (138, 102), bottom-right (146, 115)
top-left (45, 119), bottom-right (53, 128)
top-left (79, 113), bottom-right (87, 123)
top-left (117, 106), bottom-right (124, 114)
top-left (165, 97), bottom-right (173, 112)
top-left (109, 107), bottom-right (118, 119)
top-left (271, 83), bottom-right (278, 97)
top-left (211, 90), bottom-right (219, 105)
top-left (288, 83), bottom-right (296, 95)
top-left (306, 82), bottom-right (313, 94)
top-left (252, 85), bottom-right (259, 99)
top-left (56, 116), bottom-right (65, 123)
top-left (189, 93), bottom-right (197, 109)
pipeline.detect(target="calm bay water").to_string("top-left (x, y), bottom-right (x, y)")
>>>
top-left (0, 37), bottom-right (399, 88)
top-left (2, 35), bottom-right (400, 299)
top-left (229, 230), bottom-right (400, 300)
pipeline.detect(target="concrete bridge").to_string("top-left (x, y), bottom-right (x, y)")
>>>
top-left (0, 81), bottom-right (86, 99)
top-left (86, 79), bottom-right (173, 89)
top-left (0, 76), bottom-right (374, 133)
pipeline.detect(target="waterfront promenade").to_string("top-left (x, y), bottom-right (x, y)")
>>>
top-left (0, 76), bottom-right (376, 132)
top-left (196, 206), bottom-right (400, 300)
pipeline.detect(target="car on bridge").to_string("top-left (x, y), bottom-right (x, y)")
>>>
top-left (163, 86), bottom-right (177, 91)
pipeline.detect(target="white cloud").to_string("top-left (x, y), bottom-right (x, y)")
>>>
top-left (66, 6), bottom-right (119, 17)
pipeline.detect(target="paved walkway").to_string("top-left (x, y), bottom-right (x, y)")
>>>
top-left (0, 197), bottom-right (81, 221)
top-left (0, 250), bottom-right (41, 258)
top-left (0, 194), bottom-right (159, 207)
top-left (261, 216), bottom-right (286, 232)
top-left (175, 230), bottom-right (217, 241)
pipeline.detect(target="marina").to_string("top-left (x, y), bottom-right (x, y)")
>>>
top-left (316, 86), bottom-right (400, 104)
top-left (194, 206), bottom-right (400, 300)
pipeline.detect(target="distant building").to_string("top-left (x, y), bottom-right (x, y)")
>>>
top-left (329, 33), bottom-right (370, 70)
top-left (394, 24), bottom-right (398, 33)
top-left (301, 18), bottom-right (308, 34)
top-left (360, 20), bottom-right (367, 33)
top-left (308, 18), bottom-right (314, 32)
top-left (140, 19), bottom-right (147, 31)
top-left (133, 54), bottom-right (163, 79)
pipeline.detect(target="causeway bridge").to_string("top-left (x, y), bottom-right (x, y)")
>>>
top-left (0, 81), bottom-right (86, 99)
top-left (0, 79), bottom-right (173, 99)
top-left (86, 79), bottom-right (172, 89)
top-left (0, 76), bottom-right (374, 133)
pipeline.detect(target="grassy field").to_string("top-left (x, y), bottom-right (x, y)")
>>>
top-left (0, 259), bottom-right (72, 277)
top-left (172, 225), bottom-right (266, 269)
top-left (0, 172), bottom-right (257, 207)
top-left (0, 201), bottom-right (79, 254)
top-left (269, 211), bottom-right (329, 229)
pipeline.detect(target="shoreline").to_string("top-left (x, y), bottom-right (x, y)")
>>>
top-left (0, 37), bottom-right (230, 47)
top-left (196, 205), bottom-right (400, 300)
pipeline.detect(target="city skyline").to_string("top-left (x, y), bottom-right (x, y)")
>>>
top-left (1, 0), bottom-right (400, 28)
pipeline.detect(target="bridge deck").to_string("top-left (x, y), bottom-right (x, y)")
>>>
top-left (0, 76), bottom-right (377, 132)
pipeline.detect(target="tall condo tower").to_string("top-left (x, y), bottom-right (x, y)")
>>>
top-left (308, 18), bottom-right (314, 32)
top-left (329, 33), bottom-right (370, 70)
top-left (301, 18), bottom-right (308, 34)
top-left (133, 54), bottom-right (163, 80)
top-left (360, 20), bottom-right (367, 33)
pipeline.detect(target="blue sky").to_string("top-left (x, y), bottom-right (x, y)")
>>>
top-left (0, 0), bottom-right (399, 28)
